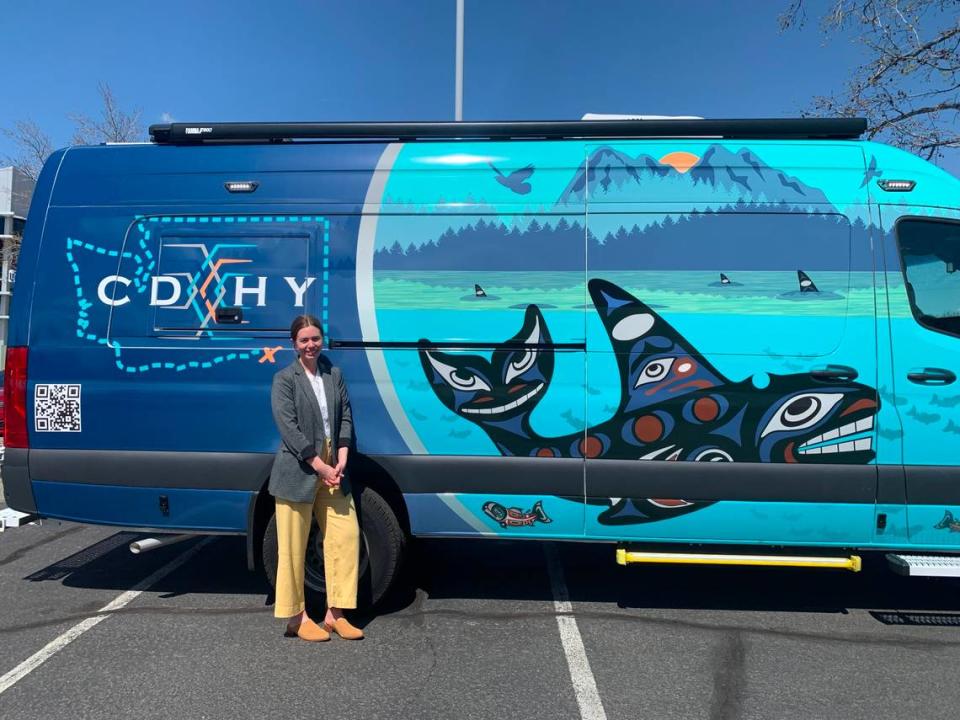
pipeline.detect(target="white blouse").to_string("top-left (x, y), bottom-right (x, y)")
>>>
top-left (306, 369), bottom-right (331, 440)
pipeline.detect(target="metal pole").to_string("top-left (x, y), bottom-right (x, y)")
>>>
top-left (455, 0), bottom-right (464, 121)
top-left (0, 213), bottom-right (11, 370)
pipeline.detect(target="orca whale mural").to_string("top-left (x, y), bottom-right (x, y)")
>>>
top-left (419, 279), bottom-right (879, 525)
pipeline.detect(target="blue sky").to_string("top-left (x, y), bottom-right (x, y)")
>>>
top-left (3, 0), bottom-right (957, 177)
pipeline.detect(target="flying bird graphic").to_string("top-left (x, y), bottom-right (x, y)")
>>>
top-left (490, 163), bottom-right (535, 194)
top-left (859, 155), bottom-right (882, 188)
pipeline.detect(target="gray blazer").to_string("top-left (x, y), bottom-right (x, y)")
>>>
top-left (268, 357), bottom-right (354, 503)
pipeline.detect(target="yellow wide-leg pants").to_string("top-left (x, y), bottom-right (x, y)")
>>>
top-left (274, 486), bottom-right (360, 618)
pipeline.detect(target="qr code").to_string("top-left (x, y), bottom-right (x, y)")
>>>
top-left (35, 384), bottom-right (82, 432)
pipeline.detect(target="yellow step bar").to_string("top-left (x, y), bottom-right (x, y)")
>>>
top-left (616, 548), bottom-right (861, 572)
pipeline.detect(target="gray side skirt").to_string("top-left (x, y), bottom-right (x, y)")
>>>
top-left (29, 449), bottom-right (275, 491)
top-left (21, 449), bottom-right (960, 506)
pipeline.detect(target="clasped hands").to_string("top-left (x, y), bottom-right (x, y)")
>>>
top-left (311, 457), bottom-right (345, 488)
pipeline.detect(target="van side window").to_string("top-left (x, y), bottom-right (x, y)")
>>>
top-left (896, 218), bottom-right (960, 338)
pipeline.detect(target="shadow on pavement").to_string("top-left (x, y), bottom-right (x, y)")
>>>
top-left (21, 529), bottom-right (960, 624)
top-left (386, 538), bottom-right (960, 620)
top-left (27, 533), bottom-right (269, 598)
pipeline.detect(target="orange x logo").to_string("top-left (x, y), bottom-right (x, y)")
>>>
top-left (259, 346), bottom-right (284, 364)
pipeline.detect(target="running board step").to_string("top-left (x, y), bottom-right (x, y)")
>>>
top-left (0, 508), bottom-right (37, 531)
top-left (616, 548), bottom-right (861, 572)
top-left (886, 554), bottom-right (960, 577)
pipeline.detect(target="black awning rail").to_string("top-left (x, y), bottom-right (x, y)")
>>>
top-left (149, 118), bottom-right (867, 145)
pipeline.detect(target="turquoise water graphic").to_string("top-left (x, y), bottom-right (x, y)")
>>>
top-left (375, 270), bottom-right (886, 317)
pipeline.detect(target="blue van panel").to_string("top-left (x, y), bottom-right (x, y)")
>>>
top-left (862, 141), bottom-right (960, 210)
top-left (12, 133), bottom-right (960, 552)
top-left (868, 144), bottom-right (960, 548)
top-left (874, 503), bottom-right (909, 544)
top-left (904, 504), bottom-right (960, 547)
top-left (584, 499), bottom-right (877, 544)
top-left (49, 143), bottom-right (389, 209)
top-left (404, 493), bottom-right (960, 549)
top-left (32, 480), bottom-right (251, 532)
top-left (9, 148), bottom-right (68, 345)
top-left (405, 492), bottom-right (583, 538)
top-left (25, 208), bottom-right (408, 455)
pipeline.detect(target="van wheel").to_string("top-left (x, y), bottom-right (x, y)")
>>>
top-left (261, 485), bottom-right (406, 609)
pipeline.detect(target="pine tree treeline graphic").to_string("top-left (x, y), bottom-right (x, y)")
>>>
top-left (374, 205), bottom-right (870, 271)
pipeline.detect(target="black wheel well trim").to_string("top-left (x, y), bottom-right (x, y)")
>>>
top-left (245, 451), bottom-right (411, 571)
top-left (245, 465), bottom-right (277, 572)
top-left (351, 453), bottom-right (412, 536)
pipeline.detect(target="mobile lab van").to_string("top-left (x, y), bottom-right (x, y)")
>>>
top-left (5, 118), bottom-right (960, 602)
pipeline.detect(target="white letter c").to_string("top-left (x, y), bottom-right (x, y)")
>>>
top-left (97, 275), bottom-right (131, 306)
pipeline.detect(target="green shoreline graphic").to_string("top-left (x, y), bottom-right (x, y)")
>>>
top-left (373, 270), bottom-right (897, 317)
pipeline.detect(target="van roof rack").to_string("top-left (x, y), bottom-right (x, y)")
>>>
top-left (149, 118), bottom-right (867, 145)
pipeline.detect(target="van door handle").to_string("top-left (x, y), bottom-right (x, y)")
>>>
top-left (907, 367), bottom-right (957, 385)
top-left (810, 365), bottom-right (858, 382)
top-left (215, 306), bottom-right (243, 324)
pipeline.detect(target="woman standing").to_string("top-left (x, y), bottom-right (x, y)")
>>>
top-left (269, 314), bottom-right (364, 642)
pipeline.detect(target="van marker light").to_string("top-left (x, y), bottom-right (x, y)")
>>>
top-left (64, 214), bottom-right (331, 374)
top-left (877, 179), bottom-right (916, 192)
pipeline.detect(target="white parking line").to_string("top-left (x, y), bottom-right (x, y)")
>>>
top-left (544, 543), bottom-right (607, 720)
top-left (0, 537), bottom-right (213, 696)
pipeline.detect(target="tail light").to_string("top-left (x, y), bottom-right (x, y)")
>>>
top-left (5, 346), bottom-right (28, 448)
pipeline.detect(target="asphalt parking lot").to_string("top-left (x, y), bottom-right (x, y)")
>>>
top-left (3, 519), bottom-right (960, 720)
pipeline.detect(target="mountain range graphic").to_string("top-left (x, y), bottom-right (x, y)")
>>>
top-left (559, 144), bottom-right (834, 207)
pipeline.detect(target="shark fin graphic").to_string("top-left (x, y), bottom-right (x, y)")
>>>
top-left (797, 270), bottom-right (819, 293)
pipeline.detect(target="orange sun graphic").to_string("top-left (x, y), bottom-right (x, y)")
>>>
top-left (658, 151), bottom-right (701, 174)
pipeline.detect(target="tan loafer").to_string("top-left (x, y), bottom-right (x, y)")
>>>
top-left (285, 618), bottom-right (330, 642)
top-left (323, 617), bottom-right (364, 640)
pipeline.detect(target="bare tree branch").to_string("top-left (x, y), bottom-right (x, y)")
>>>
top-left (783, 0), bottom-right (960, 165)
top-left (867, 24), bottom-right (960, 83)
top-left (867, 101), bottom-right (960, 133)
top-left (918, 137), bottom-right (960, 150)
top-left (779, 0), bottom-right (807, 29)
top-left (2, 80), bottom-right (147, 202)
top-left (68, 82), bottom-right (144, 145)
top-left (0, 120), bottom-right (54, 183)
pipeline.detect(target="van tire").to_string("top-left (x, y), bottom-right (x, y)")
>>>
top-left (261, 484), bottom-right (406, 609)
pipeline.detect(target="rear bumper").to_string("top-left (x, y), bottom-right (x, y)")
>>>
top-left (2, 448), bottom-right (36, 513)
